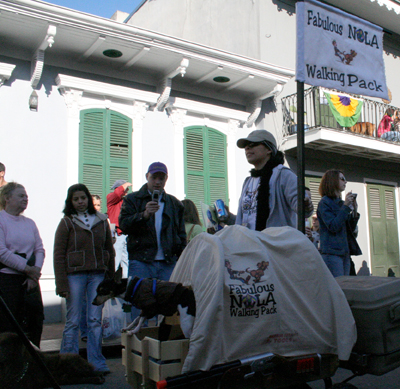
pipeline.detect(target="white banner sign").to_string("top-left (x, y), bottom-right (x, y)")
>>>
top-left (296, 0), bottom-right (388, 100)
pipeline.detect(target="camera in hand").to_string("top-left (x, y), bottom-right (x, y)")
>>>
top-left (352, 193), bottom-right (357, 199)
top-left (152, 190), bottom-right (160, 203)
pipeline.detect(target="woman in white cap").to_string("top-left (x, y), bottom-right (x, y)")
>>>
top-left (236, 129), bottom-right (313, 230)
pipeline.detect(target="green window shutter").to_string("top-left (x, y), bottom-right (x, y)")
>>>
top-left (108, 111), bottom-right (132, 189)
top-left (80, 110), bottom-right (106, 201)
top-left (184, 126), bottom-right (228, 226)
top-left (79, 109), bottom-right (132, 212)
top-left (208, 129), bottom-right (228, 205)
top-left (184, 127), bottom-right (205, 217)
top-left (305, 176), bottom-right (322, 212)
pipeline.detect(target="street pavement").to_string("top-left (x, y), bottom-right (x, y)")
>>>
top-left (62, 357), bottom-right (132, 389)
top-left (309, 366), bottom-right (400, 389)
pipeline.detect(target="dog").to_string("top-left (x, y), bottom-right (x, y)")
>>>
top-left (93, 268), bottom-right (196, 339)
top-left (0, 332), bottom-right (105, 389)
top-left (246, 261), bottom-right (269, 283)
top-left (350, 122), bottom-right (375, 137)
top-left (344, 49), bottom-right (357, 65)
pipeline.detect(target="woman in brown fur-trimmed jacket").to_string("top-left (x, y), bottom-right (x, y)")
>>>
top-left (54, 183), bottom-right (115, 373)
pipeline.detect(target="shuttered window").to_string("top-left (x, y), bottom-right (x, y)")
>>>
top-left (79, 109), bottom-right (132, 211)
top-left (184, 126), bottom-right (228, 224)
top-left (305, 176), bottom-right (322, 212)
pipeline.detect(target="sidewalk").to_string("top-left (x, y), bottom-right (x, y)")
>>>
top-left (40, 323), bottom-right (132, 388)
top-left (40, 322), bottom-right (122, 357)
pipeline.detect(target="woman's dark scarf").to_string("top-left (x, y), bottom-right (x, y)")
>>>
top-left (251, 152), bottom-right (283, 231)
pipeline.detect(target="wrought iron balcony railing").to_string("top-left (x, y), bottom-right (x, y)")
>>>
top-left (281, 87), bottom-right (400, 142)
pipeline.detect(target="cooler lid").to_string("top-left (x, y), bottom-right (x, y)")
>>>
top-left (336, 276), bottom-right (400, 308)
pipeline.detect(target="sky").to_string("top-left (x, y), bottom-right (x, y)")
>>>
top-left (45, 0), bottom-right (145, 19)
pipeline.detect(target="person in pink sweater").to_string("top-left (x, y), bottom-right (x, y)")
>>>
top-left (0, 182), bottom-right (45, 337)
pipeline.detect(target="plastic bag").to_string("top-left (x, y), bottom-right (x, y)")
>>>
top-left (101, 297), bottom-right (130, 340)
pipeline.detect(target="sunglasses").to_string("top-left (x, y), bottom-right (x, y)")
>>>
top-left (339, 177), bottom-right (347, 182)
top-left (245, 142), bottom-right (263, 149)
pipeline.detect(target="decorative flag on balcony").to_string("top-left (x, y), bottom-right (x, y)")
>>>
top-left (296, 0), bottom-right (388, 100)
top-left (324, 91), bottom-right (363, 127)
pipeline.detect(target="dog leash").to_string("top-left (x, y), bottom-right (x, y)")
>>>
top-left (0, 293), bottom-right (61, 389)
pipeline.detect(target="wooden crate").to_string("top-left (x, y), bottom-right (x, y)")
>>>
top-left (121, 325), bottom-right (189, 388)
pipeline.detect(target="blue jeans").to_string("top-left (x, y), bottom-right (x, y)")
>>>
top-left (114, 234), bottom-right (129, 278)
top-left (128, 260), bottom-right (176, 321)
top-left (322, 254), bottom-right (350, 277)
top-left (79, 295), bottom-right (88, 339)
top-left (60, 271), bottom-right (108, 371)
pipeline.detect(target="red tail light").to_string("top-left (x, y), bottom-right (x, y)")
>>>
top-left (296, 357), bottom-right (315, 373)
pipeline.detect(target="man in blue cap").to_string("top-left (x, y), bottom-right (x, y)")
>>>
top-left (119, 162), bottom-right (186, 289)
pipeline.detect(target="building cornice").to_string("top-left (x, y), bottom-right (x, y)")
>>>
top-left (0, 0), bottom-right (294, 83)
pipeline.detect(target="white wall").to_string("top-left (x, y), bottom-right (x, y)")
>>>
top-left (0, 76), bottom-right (69, 278)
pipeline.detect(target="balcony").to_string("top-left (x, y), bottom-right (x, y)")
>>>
top-left (280, 87), bottom-right (400, 163)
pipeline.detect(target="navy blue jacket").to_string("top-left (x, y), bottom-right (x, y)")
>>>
top-left (317, 196), bottom-right (362, 257)
top-left (119, 184), bottom-right (186, 264)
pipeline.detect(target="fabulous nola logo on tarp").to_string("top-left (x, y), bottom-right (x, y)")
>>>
top-left (296, 0), bottom-right (389, 100)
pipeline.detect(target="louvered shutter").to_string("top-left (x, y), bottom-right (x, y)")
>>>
top-left (367, 183), bottom-right (400, 276)
top-left (184, 127), bottom-right (205, 218)
top-left (384, 188), bottom-right (399, 255)
top-left (184, 126), bottom-right (229, 226)
top-left (80, 110), bottom-right (106, 201)
top-left (108, 111), bottom-right (131, 189)
top-left (305, 176), bottom-right (322, 213)
top-left (80, 109), bottom-right (132, 212)
top-left (208, 129), bottom-right (228, 205)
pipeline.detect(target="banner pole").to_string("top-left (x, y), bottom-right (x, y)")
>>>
top-left (297, 80), bottom-right (305, 233)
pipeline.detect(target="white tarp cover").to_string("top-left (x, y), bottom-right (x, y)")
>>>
top-left (170, 225), bottom-right (356, 373)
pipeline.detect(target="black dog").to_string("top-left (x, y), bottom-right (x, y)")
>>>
top-left (0, 332), bottom-right (105, 389)
top-left (93, 269), bottom-right (196, 338)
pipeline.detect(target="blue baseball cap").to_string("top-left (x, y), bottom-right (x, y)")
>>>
top-left (147, 162), bottom-right (168, 175)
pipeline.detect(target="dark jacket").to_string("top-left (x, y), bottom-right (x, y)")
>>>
top-left (53, 212), bottom-right (115, 295)
top-left (317, 196), bottom-right (362, 257)
top-left (119, 184), bottom-right (186, 263)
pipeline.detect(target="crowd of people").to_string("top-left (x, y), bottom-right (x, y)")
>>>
top-left (0, 129), bottom-right (363, 376)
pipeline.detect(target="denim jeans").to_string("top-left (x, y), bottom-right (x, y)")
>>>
top-left (60, 271), bottom-right (108, 371)
top-left (79, 295), bottom-right (88, 339)
top-left (322, 253), bottom-right (350, 277)
top-left (128, 260), bottom-right (176, 321)
top-left (114, 234), bottom-right (129, 278)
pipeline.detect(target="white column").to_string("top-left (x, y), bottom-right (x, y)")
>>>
top-left (60, 89), bottom-right (83, 186)
top-left (227, 119), bottom-right (241, 207)
top-left (169, 108), bottom-right (187, 199)
top-left (131, 101), bottom-right (149, 187)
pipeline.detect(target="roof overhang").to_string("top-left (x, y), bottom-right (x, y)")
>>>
top-left (0, 0), bottom-right (294, 113)
top-left (326, 0), bottom-right (400, 36)
top-left (282, 127), bottom-right (400, 163)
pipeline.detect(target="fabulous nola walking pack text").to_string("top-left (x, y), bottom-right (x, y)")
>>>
top-left (305, 10), bottom-right (383, 92)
